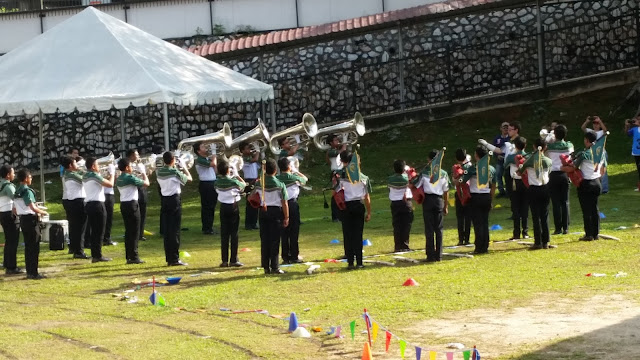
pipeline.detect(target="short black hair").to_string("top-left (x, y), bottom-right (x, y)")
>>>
top-left (455, 148), bottom-right (467, 162)
top-left (585, 131), bottom-right (597, 144)
top-left (126, 149), bottom-right (138, 159)
top-left (163, 151), bottom-right (174, 165)
top-left (278, 157), bottom-right (290, 172)
top-left (513, 136), bottom-right (526, 150)
top-left (339, 150), bottom-right (352, 164)
top-left (265, 158), bottom-right (277, 175)
top-left (475, 145), bottom-right (487, 159)
top-left (118, 158), bottom-right (130, 172)
top-left (239, 141), bottom-right (250, 151)
top-left (509, 121), bottom-right (521, 133)
top-left (393, 159), bottom-right (405, 174)
top-left (277, 138), bottom-right (287, 146)
top-left (0, 165), bottom-right (12, 178)
top-left (554, 124), bottom-right (567, 140)
top-left (17, 168), bottom-right (30, 182)
top-left (217, 158), bottom-right (229, 175)
top-left (534, 138), bottom-right (546, 150)
top-left (152, 144), bottom-right (164, 155)
top-left (193, 141), bottom-right (203, 153)
top-left (327, 134), bottom-right (338, 144)
top-left (60, 155), bottom-right (74, 169)
top-left (86, 157), bottom-right (97, 170)
top-left (428, 149), bottom-right (438, 160)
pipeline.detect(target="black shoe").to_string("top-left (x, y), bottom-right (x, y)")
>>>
top-left (168, 260), bottom-right (188, 266)
top-left (552, 231), bottom-right (562, 235)
top-left (202, 230), bottom-right (215, 235)
top-left (67, 249), bottom-right (74, 254)
top-left (245, 225), bottom-right (259, 230)
top-left (5, 268), bottom-right (25, 275)
top-left (522, 234), bottom-right (530, 239)
top-left (562, 230), bottom-right (568, 235)
top-left (332, 219), bottom-right (340, 223)
top-left (230, 262), bottom-right (244, 267)
top-left (347, 264), bottom-right (355, 270)
top-left (103, 240), bottom-right (117, 246)
top-left (464, 241), bottom-right (470, 245)
top-left (472, 250), bottom-right (488, 255)
top-left (264, 269), bottom-right (270, 275)
top-left (542, 244), bottom-right (549, 249)
top-left (139, 237), bottom-right (147, 241)
top-left (26, 273), bottom-right (46, 280)
top-left (528, 244), bottom-right (543, 250)
top-left (92, 257), bottom-right (112, 263)
top-left (126, 259), bottom-right (145, 264)
top-left (271, 268), bottom-right (285, 275)
top-left (73, 253), bottom-right (90, 259)
top-left (291, 259), bottom-right (303, 264)
top-left (508, 236), bottom-right (520, 241)
top-left (424, 258), bottom-right (438, 263)
top-left (579, 236), bottom-right (594, 241)
top-left (356, 264), bottom-right (365, 269)
top-left (456, 241), bottom-right (464, 246)
top-left (281, 260), bottom-right (291, 265)
top-left (220, 262), bottom-right (229, 268)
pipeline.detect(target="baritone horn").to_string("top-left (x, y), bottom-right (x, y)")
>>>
top-left (269, 113), bottom-right (318, 155)
top-left (227, 154), bottom-right (244, 178)
top-left (174, 122), bottom-right (232, 170)
top-left (227, 119), bottom-right (270, 156)
top-left (313, 112), bottom-right (366, 151)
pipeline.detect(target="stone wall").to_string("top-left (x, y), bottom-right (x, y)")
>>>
top-left (1, 0), bottom-right (637, 169)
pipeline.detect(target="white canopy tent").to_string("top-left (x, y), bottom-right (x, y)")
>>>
top-left (0, 7), bottom-right (274, 202)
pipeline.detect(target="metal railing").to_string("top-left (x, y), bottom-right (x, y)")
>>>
top-left (0, 0), bottom-right (124, 12)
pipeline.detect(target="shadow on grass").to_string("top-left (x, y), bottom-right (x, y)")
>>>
top-left (510, 314), bottom-right (640, 360)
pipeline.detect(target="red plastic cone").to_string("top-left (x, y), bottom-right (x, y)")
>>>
top-left (362, 342), bottom-right (373, 360)
top-left (402, 278), bottom-right (419, 286)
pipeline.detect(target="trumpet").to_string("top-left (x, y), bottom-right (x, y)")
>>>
top-left (313, 112), bottom-right (365, 151)
top-left (173, 122), bottom-right (233, 170)
top-left (227, 119), bottom-right (270, 157)
top-left (269, 113), bottom-right (318, 155)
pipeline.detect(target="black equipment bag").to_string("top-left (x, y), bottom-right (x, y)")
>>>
top-left (49, 224), bottom-right (65, 251)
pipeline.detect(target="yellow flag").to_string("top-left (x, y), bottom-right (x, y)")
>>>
top-left (372, 322), bottom-right (379, 343)
top-left (430, 350), bottom-right (437, 360)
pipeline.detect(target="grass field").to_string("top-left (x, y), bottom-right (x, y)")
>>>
top-left (2, 85), bottom-right (640, 360)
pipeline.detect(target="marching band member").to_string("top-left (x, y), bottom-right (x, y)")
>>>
top-left (126, 149), bottom-right (148, 241)
top-left (116, 158), bottom-right (150, 264)
top-left (255, 159), bottom-right (289, 274)
top-left (83, 157), bottom-right (114, 263)
top-left (562, 132), bottom-right (604, 241)
top-left (413, 150), bottom-right (449, 262)
top-left (277, 157), bottom-right (308, 264)
top-left (61, 155), bottom-right (90, 259)
top-left (582, 116), bottom-right (609, 193)
top-left (194, 141), bottom-right (218, 235)
top-left (451, 149), bottom-right (472, 246)
top-left (519, 139), bottom-right (552, 249)
top-left (215, 159), bottom-right (246, 268)
top-left (326, 134), bottom-right (346, 222)
top-left (335, 150), bottom-right (372, 269)
top-left (102, 160), bottom-right (117, 246)
top-left (14, 169), bottom-right (48, 280)
top-left (388, 160), bottom-right (413, 252)
top-left (546, 125), bottom-right (573, 234)
top-left (240, 141), bottom-right (260, 230)
top-left (0, 165), bottom-right (22, 275)
top-left (462, 146), bottom-right (497, 254)
top-left (157, 151), bottom-right (192, 266)
top-left (504, 137), bottom-right (530, 240)
top-left (152, 144), bottom-right (165, 236)
top-left (277, 138), bottom-right (299, 159)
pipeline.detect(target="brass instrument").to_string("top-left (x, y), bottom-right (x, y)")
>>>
top-left (539, 128), bottom-right (556, 144)
top-left (173, 123), bottom-right (233, 170)
top-left (227, 154), bottom-right (244, 178)
top-left (227, 119), bottom-right (270, 156)
top-left (115, 154), bottom-right (156, 178)
top-left (269, 113), bottom-right (318, 155)
top-left (78, 152), bottom-right (116, 178)
top-left (313, 112), bottom-right (365, 151)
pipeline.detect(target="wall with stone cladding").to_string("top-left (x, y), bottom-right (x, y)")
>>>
top-left (1, 0), bottom-right (637, 169)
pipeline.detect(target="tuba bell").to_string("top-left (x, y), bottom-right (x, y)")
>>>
top-left (227, 154), bottom-right (244, 177)
top-left (174, 122), bottom-right (233, 170)
top-left (227, 119), bottom-right (271, 157)
top-left (313, 112), bottom-right (365, 151)
top-left (269, 113), bottom-right (318, 155)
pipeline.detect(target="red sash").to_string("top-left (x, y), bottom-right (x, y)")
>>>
top-left (333, 189), bottom-right (346, 210)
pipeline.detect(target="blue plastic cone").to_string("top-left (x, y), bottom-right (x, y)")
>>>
top-left (599, 212), bottom-right (606, 219)
top-left (362, 239), bottom-right (372, 246)
top-left (330, 239), bottom-right (340, 244)
top-left (288, 312), bottom-right (298, 332)
top-left (490, 224), bottom-right (502, 231)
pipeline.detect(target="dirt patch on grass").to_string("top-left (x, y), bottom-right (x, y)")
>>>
top-left (405, 294), bottom-right (640, 359)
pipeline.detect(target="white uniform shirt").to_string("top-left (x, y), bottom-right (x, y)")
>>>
top-left (339, 178), bottom-right (370, 202)
top-left (83, 172), bottom-right (106, 202)
top-left (195, 155), bottom-right (216, 181)
top-left (157, 166), bottom-right (188, 196)
top-left (64, 171), bottom-right (86, 200)
top-left (242, 161), bottom-right (259, 179)
top-left (415, 172), bottom-right (449, 196)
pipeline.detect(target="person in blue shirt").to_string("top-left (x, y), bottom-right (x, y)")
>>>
top-left (492, 122), bottom-right (510, 197)
top-left (626, 116), bottom-right (640, 191)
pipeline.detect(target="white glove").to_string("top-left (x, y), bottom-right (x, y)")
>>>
top-left (178, 158), bottom-right (187, 170)
top-left (478, 139), bottom-right (488, 146)
top-left (294, 135), bottom-right (301, 144)
top-left (137, 163), bottom-right (146, 174)
top-left (210, 144), bottom-right (217, 155)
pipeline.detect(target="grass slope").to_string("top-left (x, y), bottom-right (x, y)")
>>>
top-left (1, 85), bottom-right (640, 360)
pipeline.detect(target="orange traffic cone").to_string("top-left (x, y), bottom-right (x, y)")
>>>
top-left (362, 342), bottom-right (373, 360)
top-left (402, 278), bottom-right (419, 286)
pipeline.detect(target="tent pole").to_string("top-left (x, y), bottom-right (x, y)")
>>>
top-left (38, 110), bottom-right (46, 204)
top-left (163, 103), bottom-right (170, 151)
top-left (120, 109), bottom-right (126, 157)
top-left (269, 99), bottom-right (276, 134)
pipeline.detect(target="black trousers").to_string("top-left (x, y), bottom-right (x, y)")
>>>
top-left (161, 194), bottom-right (182, 264)
top-left (104, 193), bottom-right (114, 242)
top-left (635, 156), bottom-right (640, 181)
top-left (455, 192), bottom-right (471, 243)
top-left (422, 194), bottom-right (444, 261)
top-left (138, 187), bottom-right (148, 240)
top-left (504, 171), bottom-right (513, 198)
top-left (578, 179), bottom-right (601, 238)
top-left (220, 202), bottom-right (240, 263)
top-left (330, 172), bottom-right (341, 221)
top-left (85, 201), bottom-right (106, 259)
top-left (528, 185), bottom-right (550, 246)
top-left (1, 211), bottom-right (20, 270)
top-left (391, 199), bottom-right (413, 251)
top-left (157, 185), bottom-right (164, 236)
top-left (281, 199), bottom-right (301, 262)
top-left (510, 179), bottom-right (529, 238)
top-left (19, 214), bottom-right (40, 276)
top-left (199, 180), bottom-right (218, 233)
top-left (259, 206), bottom-right (283, 271)
top-left (120, 200), bottom-right (141, 261)
top-left (549, 171), bottom-right (570, 233)
top-left (470, 193), bottom-right (492, 253)
top-left (342, 201), bottom-right (365, 266)
top-left (244, 179), bottom-right (258, 228)
top-left (64, 198), bottom-right (87, 256)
